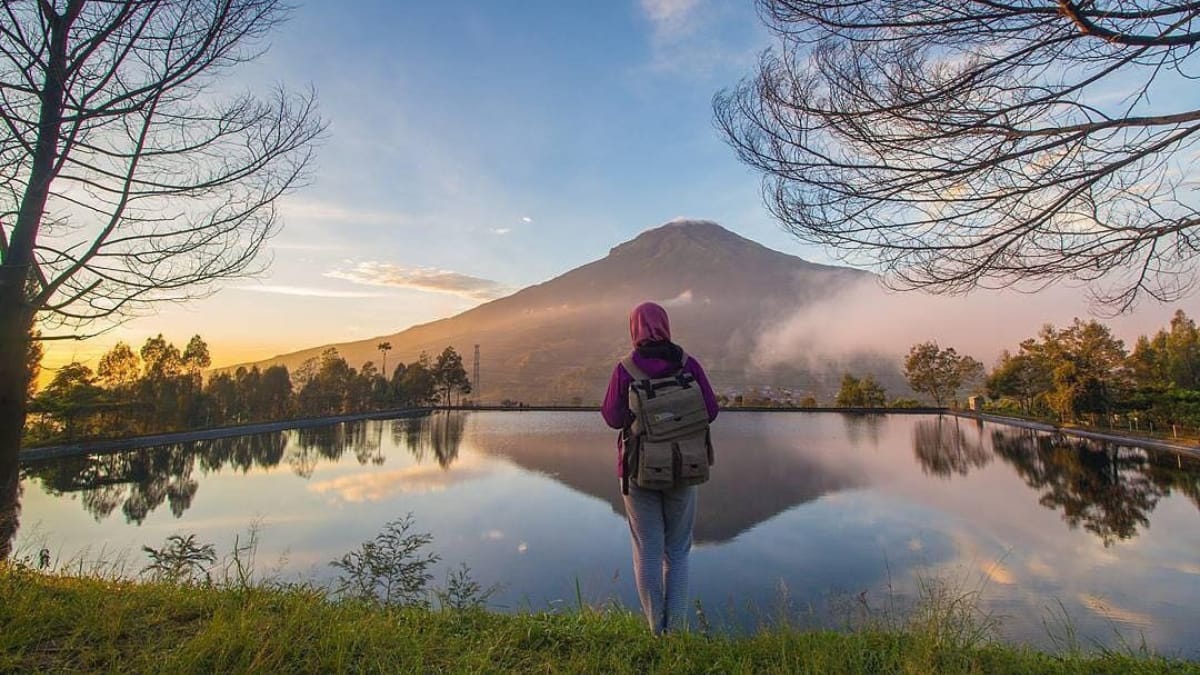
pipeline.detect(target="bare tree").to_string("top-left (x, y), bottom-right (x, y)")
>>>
top-left (715, 0), bottom-right (1200, 313)
top-left (0, 0), bottom-right (323, 506)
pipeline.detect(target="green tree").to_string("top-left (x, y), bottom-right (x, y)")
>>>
top-left (182, 336), bottom-right (212, 377)
top-left (33, 362), bottom-right (106, 440)
top-left (203, 372), bottom-right (239, 425)
top-left (0, 0), bottom-right (323, 483)
top-left (259, 365), bottom-right (293, 420)
top-left (433, 347), bottom-right (471, 406)
top-left (136, 335), bottom-right (193, 430)
top-left (1126, 310), bottom-right (1200, 429)
top-left (140, 335), bottom-right (183, 381)
top-left (835, 373), bottom-right (886, 407)
top-left (986, 349), bottom-right (1052, 415)
top-left (1027, 320), bottom-right (1129, 423)
top-left (904, 342), bottom-right (984, 407)
top-left (297, 348), bottom-right (355, 416)
top-left (97, 342), bottom-right (141, 391)
top-left (400, 355), bottom-right (437, 407)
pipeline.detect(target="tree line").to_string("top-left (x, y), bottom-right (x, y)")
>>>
top-left (829, 310), bottom-right (1200, 436)
top-left (25, 338), bottom-right (471, 445)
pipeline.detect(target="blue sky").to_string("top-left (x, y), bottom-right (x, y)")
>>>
top-left (47, 0), bottom-right (814, 369)
top-left (40, 0), bottom-right (1187, 374)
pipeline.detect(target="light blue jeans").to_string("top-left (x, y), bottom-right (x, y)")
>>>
top-left (622, 483), bottom-right (697, 634)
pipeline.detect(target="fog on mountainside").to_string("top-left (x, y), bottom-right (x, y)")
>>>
top-left (754, 278), bottom-right (1185, 372)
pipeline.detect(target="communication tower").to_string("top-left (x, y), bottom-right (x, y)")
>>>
top-left (473, 344), bottom-right (480, 404)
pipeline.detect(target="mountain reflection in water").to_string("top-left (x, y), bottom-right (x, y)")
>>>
top-left (10, 411), bottom-right (1198, 551)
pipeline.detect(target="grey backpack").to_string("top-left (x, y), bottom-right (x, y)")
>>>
top-left (621, 352), bottom-right (713, 493)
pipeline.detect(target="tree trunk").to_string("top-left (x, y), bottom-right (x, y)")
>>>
top-left (0, 298), bottom-right (32, 560)
top-left (0, 3), bottom-right (77, 559)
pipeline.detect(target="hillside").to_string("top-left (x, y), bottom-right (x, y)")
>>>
top-left (227, 220), bottom-right (892, 403)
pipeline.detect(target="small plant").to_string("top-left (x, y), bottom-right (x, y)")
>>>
top-left (141, 534), bottom-right (216, 584)
top-left (436, 563), bottom-right (499, 611)
top-left (331, 514), bottom-right (439, 607)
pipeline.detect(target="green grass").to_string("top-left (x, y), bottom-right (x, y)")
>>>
top-left (1, 566), bottom-right (1195, 674)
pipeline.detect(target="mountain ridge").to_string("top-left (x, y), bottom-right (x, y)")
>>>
top-left (225, 220), bottom-right (888, 403)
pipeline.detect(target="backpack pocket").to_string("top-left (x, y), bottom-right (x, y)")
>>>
top-left (674, 430), bottom-right (711, 486)
top-left (636, 438), bottom-right (676, 490)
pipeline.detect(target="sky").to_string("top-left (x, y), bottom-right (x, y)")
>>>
top-left (37, 0), bottom-right (1193, 379)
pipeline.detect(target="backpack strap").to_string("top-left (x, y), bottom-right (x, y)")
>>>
top-left (620, 355), bottom-right (650, 382)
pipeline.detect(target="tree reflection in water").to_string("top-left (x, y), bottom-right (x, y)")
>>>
top-left (911, 416), bottom-right (991, 478)
top-left (842, 413), bottom-right (883, 447)
top-left (16, 412), bottom-right (454, 529)
top-left (10, 412), bottom-right (1200, 556)
top-left (988, 429), bottom-right (1200, 546)
top-left (1, 456), bottom-right (19, 560)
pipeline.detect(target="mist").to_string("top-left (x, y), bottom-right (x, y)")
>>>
top-left (753, 277), bottom-right (1187, 370)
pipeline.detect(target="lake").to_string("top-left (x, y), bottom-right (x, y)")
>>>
top-left (10, 411), bottom-right (1200, 656)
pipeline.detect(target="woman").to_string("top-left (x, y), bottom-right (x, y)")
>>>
top-left (601, 301), bottom-right (719, 633)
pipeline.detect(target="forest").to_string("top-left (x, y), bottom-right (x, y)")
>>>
top-left (24, 340), bottom-right (470, 446)
top-left (22, 310), bottom-right (1200, 447)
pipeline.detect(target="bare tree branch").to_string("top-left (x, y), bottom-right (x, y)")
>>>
top-left (716, 0), bottom-right (1200, 314)
top-left (0, 0), bottom-right (324, 336)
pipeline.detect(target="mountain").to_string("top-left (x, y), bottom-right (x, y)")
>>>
top-left (228, 220), bottom-right (885, 403)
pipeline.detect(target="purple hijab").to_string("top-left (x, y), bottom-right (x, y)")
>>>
top-left (601, 302), bottom-right (719, 476)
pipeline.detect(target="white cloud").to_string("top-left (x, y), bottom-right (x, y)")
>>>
top-left (491, 228), bottom-right (512, 235)
top-left (752, 277), bottom-right (1183, 370)
top-left (278, 196), bottom-right (409, 226)
top-left (637, 0), bottom-right (762, 78)
top-left (308, 461), bottom-right (493, 502)
top-left (232, 284), bottom-right (388, 299)
top-left (521, 216), bottom-right (533, 223)
top-left (641, 0), bottom-right (702, 38)
top-left (662, 289), bottom-right (693, 307)
top-left (324, 261), bottom-right (511, 301)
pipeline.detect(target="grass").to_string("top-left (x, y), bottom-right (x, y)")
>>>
top-left (1, 565), bottom-right (1196, 674)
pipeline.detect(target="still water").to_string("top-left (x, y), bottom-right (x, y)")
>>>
top-left (13, 411), bottom-right (1200, 656)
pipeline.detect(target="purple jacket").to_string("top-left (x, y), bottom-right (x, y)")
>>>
top-left (602, 301), bottom-right (720, 477)
top-left (601, 352), bottom-right (719, 477)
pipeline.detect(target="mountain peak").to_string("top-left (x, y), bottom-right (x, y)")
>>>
top-left (609, 219), bottom-right (756, 258)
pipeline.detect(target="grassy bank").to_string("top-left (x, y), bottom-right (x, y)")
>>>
top-left (0, 567), bottom-right (1193, 674)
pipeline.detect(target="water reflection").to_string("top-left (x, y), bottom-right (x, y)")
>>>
top-left (1, 456), bottom-right (18, 561)
top-left (912, 417), bottom-right (991, 478)
top-left (989, 428), bottom-right (1200, 546)
top-left (11, 412), bottom-right (1200, 553)
top-left (15, 412), bottom-right (472, 528)
top-left (471, 415), bottom-right (865, 543)
top-left (7, 412), bottom-right (1200, 654)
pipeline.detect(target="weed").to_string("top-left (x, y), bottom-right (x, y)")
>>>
top-left (141, 534), bottom-right (216, 584)
top-left (329, 513), bottom-right (439, 607)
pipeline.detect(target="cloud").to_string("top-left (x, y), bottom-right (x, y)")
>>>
top-left (491, 228), bottom-right (512, 235)
top-left (232, 284), bottom-right (388, 299)
top-left (521, 216), bottom-right (533, 223)
top-left (637, 0), bottom-right (762, 78)
top-left (278, 196), bottom-right (409, 226)
top-left (661, 289), bottom-right (693, 307)
top-left (324, 261), bottom-right (511, 301)
top-left (752, 277), bottom-right (1184, 370)
top-left (308, 461), bottom-right (494, 502)
top-left (641, 0), bottom-right (702, 38)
